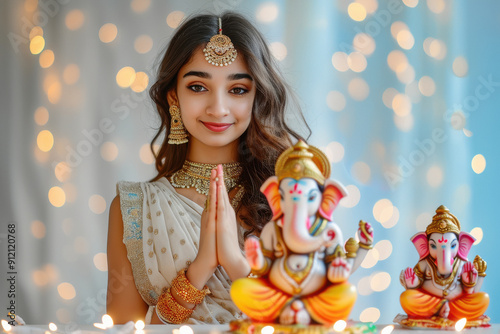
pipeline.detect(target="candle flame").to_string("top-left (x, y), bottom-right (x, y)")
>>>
top-left (49, 323), bottom-right (58, 331)
top-left (135, 320), bottom-right (145, 331)
top-left (333, 320), bottom-right (347, 332)
top-left (94, 323), bottom-right (107, 330)
top-left (381, 325), bottom-right (394, 334)
top-left (261, 326), bottom-right (275, 334)
top-left (1, 320), bottom-right (12, 332)
top-left (455, 318), bottom-right (467, 331)
top-left (179, 325), bottom-right (194, 334)
top-left (102, 314), bottom-right (114, 328)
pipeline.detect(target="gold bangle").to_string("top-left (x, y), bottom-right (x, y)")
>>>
top-left (171, 269), bottom-right (210, 305)
top-left (156, 288), bottom-right (193, 324)
top-left (462, 279), bottom-right (476, 288)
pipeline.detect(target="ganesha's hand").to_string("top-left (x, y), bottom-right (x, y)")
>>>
top-left (358, 221), bottom-right (374, 247)
top-left (401, 267), bottom-right (419, 289)
top-left (327, 257), bottom-right (352, 283)
top-left (461, 261), bottom-right (478, 290)
top-left (245, 236), bottom-right (265, 271)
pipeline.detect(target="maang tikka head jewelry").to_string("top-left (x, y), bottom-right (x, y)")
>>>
top-left (203, 17), bottom-right (238, 66)
top-left (168, 105), bottom-right (189, 145)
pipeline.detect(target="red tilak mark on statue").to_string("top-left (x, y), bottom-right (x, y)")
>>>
top-left (327, 230), bottom-right (336, 241)
top-left (438, 236), bottom-right (447, 243)
top-left (290, 183), bottom-right (302, 194)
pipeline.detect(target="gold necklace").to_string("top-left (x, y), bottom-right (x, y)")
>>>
top-left (170, 161), bottom-right (244, 207)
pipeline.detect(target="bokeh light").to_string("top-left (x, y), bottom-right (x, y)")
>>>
top-left (100, 142), bottom-right (119, 161)
top-left (29, 26), bottom-right (43, 40)
top-left (347, 52), bottom-right (367, 72)
top-left (89, 194), bottom-right (107, 214)
top-left (450, 111), bottom-right (466, 130)
top-left (382, 88), bottom-right (398, 108)
top-left (30, 35), bottom-right (45, 54)
top-left (134, 35), bottom-right (153, 54)
top-left (57, 282), bottom-right (76, 300)
top-left (93, 252), bottom-right (108, 271)
top-left (131, 0), bottom-right (151, 13)
top-left (361, 248), bottom-right (379, 269)
top-left (403, 0), bottom-right (418, 7)
top-left (34, 106), bottom-right (49, 126)
top-left (65, 10), bottom-right (85, 31)
top-left (326, 91), bottom-right (346, 112)
top-left (381, 206), bottom-right (399, 229)
top-left (166, 11), bottom-right (185, 28)
top-left (471, 154), bottom-right (486, 174)
top-left (353, 33), bottom-right (375, 55)
top-left (139, 144), bottom-right (155, 164)
top-left (31, 220), bottom-right (46, 239)
top-left (370, 272), bottom-right (391, 291)
top-left (416, 211), bottom-right (432, 231)
top-left (357, 276), bottom-right (373, 295)
top-left (333, 320), bottom-right (347, 332)
top-left (48, 186), bottom-right (66, 207)
top-left (453, 56), bottom-right (468, 77)
top-left (348, 3), bottom-right (367, 21)
top-left (427, 165), bottom-right (443, 187)
top-left (256, 3), bottom-right (279, 23)
top-left (390, 21), bottom-right (409, 40)
top-left (55, 162), bottom-right (71, 182)
top-left (373, 199), bottom-right (394, 224)
top-left (387, 50), bottom-right (408, 73)
top-left (396, 30), bottom-right (415, 50)
top-left (332, 52), bottom-right (349, 72)
top-left (131, 71), bottom-right (149, 92)
top-left (99, 23), bottom-right (118, 43)
top-left (116, 67), bottom-right (136, 88)
top-left (348, 77), bottom-right (369, 101)
top-left (351, 161), bottom-right (371, 184)
top-left (340, 185), bottom-right (360, 208)
top-left (427, 0), bottom-right (445, 14)
top-left (470, 227), bottom-right (483, 245)
top-left (33, 270), bottom-right (49, 286)
top-left (359, 307), bottom-right (380, 323)
top-left (39, 49), bottom-right (55, 68)
top-left (270, 42), bottom-right (287, 61)
top-left (392, 93), bottom-right (411, 116)
top-left (374, 240), bottom-right (393, 261)
top-left (63, 64), bottom-right (80, 85)
top-left (323, 141), bottom-right (344, 164)
top-left (355, 0), bottom-right (378, 14)
top-left (37, 130), bottom-right (54, 152)
top-left (418, 76), bottom-right (436, 96)
top-left (395, 112), bottom-right (414, 132)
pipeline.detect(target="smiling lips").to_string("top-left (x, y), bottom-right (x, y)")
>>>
top-left (202, 122), bottom-right (233, 132)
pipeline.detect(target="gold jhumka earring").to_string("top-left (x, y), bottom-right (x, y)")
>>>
top-left (167, 105), bottom-right (188, 145)
top-left (203, 17), bottom-right (237, 66)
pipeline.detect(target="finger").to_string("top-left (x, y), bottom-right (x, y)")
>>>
top-left (209, 169), bottom-right (217, 222)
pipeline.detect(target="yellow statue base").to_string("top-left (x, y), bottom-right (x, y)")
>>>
top-left (393, 314), bottom-right (491, 330)
top-left (229, 319), bottom-right (377, 334)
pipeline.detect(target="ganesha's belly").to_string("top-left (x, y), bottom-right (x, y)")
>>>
top-left (269, 254), bottom-right (326, 296)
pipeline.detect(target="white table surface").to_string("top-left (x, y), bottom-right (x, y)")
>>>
top-left (6, 324), bottom-right (500, 334)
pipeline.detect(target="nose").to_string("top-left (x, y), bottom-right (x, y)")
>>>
top-left (206, 90), bottom-right (229, 118)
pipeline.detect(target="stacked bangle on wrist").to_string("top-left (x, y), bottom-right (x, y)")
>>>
top-left (156, 268), bottom-right (211, 324)
top-left (171, 269), bottom-right (211, 305)
top-left (156, 288), bottom-right (193, 324)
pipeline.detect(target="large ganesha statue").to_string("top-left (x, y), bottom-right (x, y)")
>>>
top-left (230, 141), bottom-right (374, 326)
top-left (396, 205), bottom-right (490, 329)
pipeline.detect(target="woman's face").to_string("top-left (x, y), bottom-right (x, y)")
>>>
top-left (172, 47), bottom-right (256, 151)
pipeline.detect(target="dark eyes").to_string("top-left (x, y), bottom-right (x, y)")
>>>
top-left (431, 244), bottom-right (437, 249)
top-left (451, 243), bottom-right (457, 249)
top-left (230, 87), bottom-right (248, 95)
top-left (308, 190), bottom-right (319, 202)
top-left (187, 85), bottom-right (248, 95)
top-left (188, 85), bottom-right (206, 92)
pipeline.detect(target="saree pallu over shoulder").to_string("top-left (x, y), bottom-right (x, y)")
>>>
top-left (117, 179), bottom-right (242, 324)
top-left (117, 181), bottom-right (158, 306)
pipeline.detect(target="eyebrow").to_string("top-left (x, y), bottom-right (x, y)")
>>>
top-left (183, 71), bottom-right (253, 81)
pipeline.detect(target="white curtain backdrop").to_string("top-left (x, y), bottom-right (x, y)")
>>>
top-left (1, 0), bottom-right (499, 327)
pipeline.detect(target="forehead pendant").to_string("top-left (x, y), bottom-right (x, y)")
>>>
top-left (203, 17), bottom-right (238, 66)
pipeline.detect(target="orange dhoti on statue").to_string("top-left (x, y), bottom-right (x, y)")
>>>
top-left (400, 289), bottom-right (489, 320)
top-left (231, 278), bottom-right (357, 324)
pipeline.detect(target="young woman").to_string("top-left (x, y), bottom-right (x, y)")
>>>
top-left (106, 12), bottom-right (309, 324)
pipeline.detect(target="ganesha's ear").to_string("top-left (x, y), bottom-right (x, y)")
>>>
top-left (260, 176), bottom-right (282, 221)
top-left (318, 179), bottom-right (347, 221)
top-left (411, 232), bottom-right (429, 260)
top-left (457, 231), bottom-right (475, 261)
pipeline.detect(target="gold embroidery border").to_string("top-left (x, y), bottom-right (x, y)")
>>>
top-left (118, 181), bottom-right (157, 306)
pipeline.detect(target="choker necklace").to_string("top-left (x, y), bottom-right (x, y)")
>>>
top-left (170, 161), bottom-right (244, 207)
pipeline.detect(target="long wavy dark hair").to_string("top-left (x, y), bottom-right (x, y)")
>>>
top-left (149, 12), bottom-right (310, 237)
